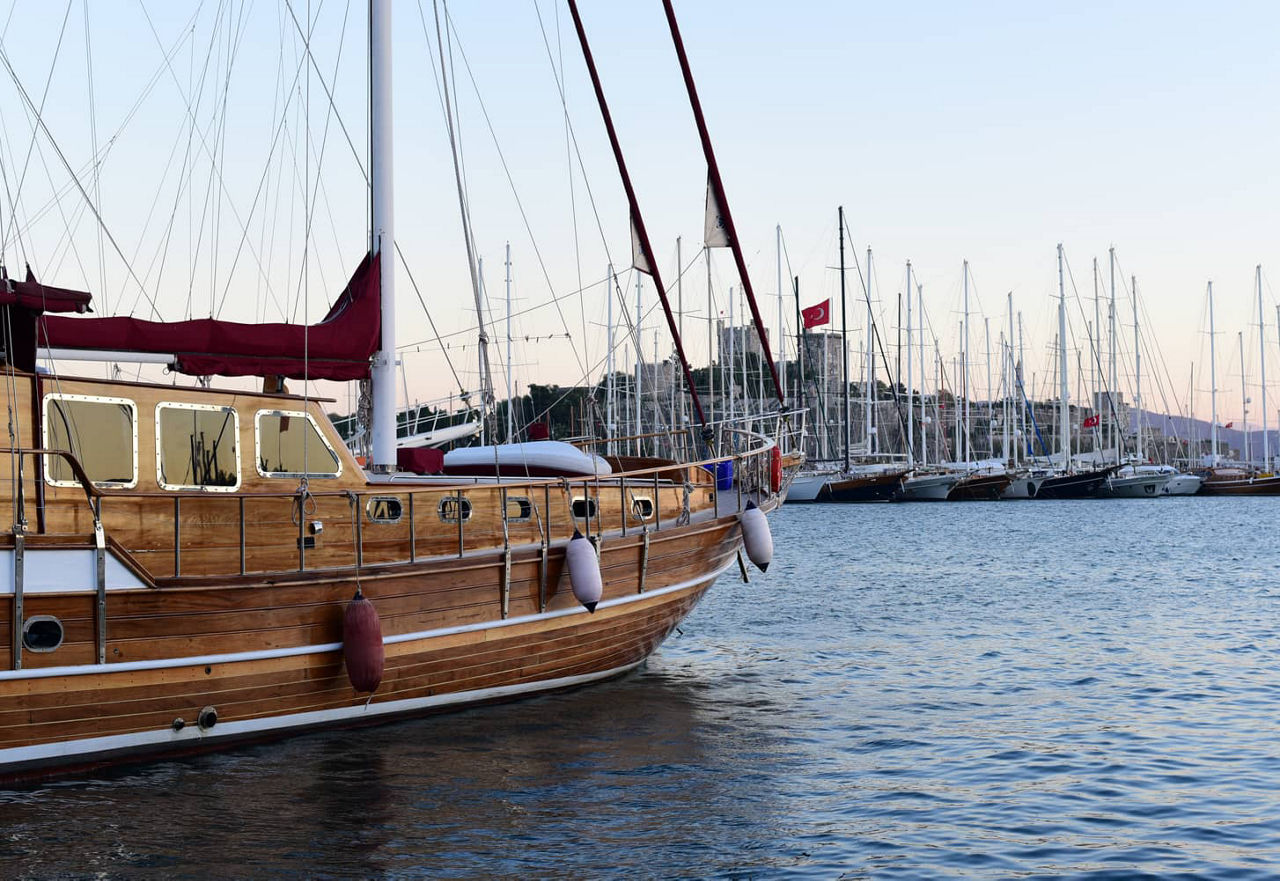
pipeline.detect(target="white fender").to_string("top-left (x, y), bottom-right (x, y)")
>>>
top-left (566, 529), bottom-right (603, 612)
top-left (739, 500), bottom-right (772, 572)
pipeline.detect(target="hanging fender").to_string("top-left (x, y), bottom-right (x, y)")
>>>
top-left (739, 500), bottom-right (772, 572)
top-left (566, 529), bottom-right (603, 612)
top-left (343, 588), bottom-right (385, 695)
top-left (769, 447), bottom-right (782, 495)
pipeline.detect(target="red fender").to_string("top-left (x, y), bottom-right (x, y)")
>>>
top-left (343, 589), bottom-right (385, 694)
top-left (769, 446), bottom-right (782, 495)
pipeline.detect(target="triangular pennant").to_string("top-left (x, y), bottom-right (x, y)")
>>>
top-left (630, 214), bottom-right (652, 275)
top-left (703, 174), bottom-right (732, 248)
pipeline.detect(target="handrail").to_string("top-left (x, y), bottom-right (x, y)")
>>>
top-left (0, 447), bottom-right (101, 503)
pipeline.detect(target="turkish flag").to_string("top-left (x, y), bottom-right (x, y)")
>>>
top-left (1082, 414), bottom-right (1100, 428)
top-left (801, 299), bottom-right (831, 328)
top-left (1225, 421), bottom-right (1234, 429)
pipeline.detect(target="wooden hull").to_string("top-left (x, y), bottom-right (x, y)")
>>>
top-left (0, 517), bottom-right (741, 782)
top-left (1198, 473), bottom-right (1280, 495)
top-left (824, 471), bottom-right (905, 503)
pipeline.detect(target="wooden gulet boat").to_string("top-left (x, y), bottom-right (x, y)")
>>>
top-left (0, 1), bottom-right (780, 782)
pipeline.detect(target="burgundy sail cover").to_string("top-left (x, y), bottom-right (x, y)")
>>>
top-left (39, 253), bottom-right (380, 381)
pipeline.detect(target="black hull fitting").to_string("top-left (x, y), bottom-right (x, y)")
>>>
top-left (824, 472), bottom-right (905, 503)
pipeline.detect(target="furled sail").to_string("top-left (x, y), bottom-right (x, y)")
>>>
top-left (38, 253), bottom-right (380, 381)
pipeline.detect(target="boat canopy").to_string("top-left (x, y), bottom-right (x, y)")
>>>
top-left (35, 252), bottom-right (380, 381)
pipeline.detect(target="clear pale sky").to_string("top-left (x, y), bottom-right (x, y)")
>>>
top-left (0, 1), bottom-right (1276, 425)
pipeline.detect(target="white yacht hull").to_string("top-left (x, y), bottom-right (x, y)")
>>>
top-left (786, 472), bottom-right (832, 502)
top-left (900, 472), bottom-right (963, 501)
top-left (1105, 473), bottom-right (1169, 498)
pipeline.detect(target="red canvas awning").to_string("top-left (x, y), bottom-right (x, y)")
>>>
top-left (2, 267), bottom-right (93, 313)
top-left (39, 252), bottom-right (380, 381)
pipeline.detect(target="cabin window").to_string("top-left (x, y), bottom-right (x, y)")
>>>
top-left (366, 496), bottom-right (403, 523)
top-left (631, 496), bottom-right (655, 521)
top-left (506, 496), bottom-right (534, 522)
top-left (156, 403), bottom-right (240, 491)
top-left (571, 497), bottom-right (597, 520)
top-left (255, 410), bottom-right (342, 478)
top-left (43, 394), bottom-right (138, 488)
top-left (22, 616), bottom-right (64, 652)
top-left (438, 495), bottom-right (472, 523)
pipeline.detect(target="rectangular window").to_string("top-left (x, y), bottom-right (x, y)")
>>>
top-left (157, 403), bottom-right (240, 490)
top-left (255, 410), bottom-right (342, 478)
top-left (43, 394), bottom-right (138, 488)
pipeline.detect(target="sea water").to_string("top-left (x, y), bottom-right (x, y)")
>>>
top-left (3, 497), bottom-right (1280, 878)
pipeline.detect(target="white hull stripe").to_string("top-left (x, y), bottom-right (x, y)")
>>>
top-left (0, 554), bottom-right (737, 682)
top-left (0, 661), bottom-right (644, 769)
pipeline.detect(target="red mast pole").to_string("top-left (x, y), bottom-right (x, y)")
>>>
top-left (567, 0), bottom-right (707, 428)
top-left (662, 0), bottom-right (785, 409)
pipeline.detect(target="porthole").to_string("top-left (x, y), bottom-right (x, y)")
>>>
top-left (571, 497), bottom-right (597, 520)
top-left (22, 616), bottom-right (64, 652)
top-left (366, 496), bottom-right (404, 523)
top-left (631, 496), bottom-right (655, 521)
top-left (506, 496), bottom-right (534, 522)
top-left (438, 496), bottom-right (473, 523)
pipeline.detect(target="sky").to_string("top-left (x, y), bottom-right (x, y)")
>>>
top-left (0, 1), bottom-right (1278, 426)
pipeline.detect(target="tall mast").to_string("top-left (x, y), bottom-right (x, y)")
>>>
top-left (1260, 265), bottom-right (1269, 470)
top-left (906, 260), bottom-right (914, 467)
top-left (1133, 276), bottom-right (1142, 461)
top-left (919, 282), bottom-right (927, 468)
top-left (636, 272), bottom-right (643, 439)
top-left (985, 316), bottom-right (992, 459)
top-left (839, 207), bottom-right (850, 471)
top-left (1209, 281), bottom-right (1218, 465)
top-left (1109, 246), bottom-right (1118, 463)
top-left (369, 0), bottom-right (397, 470)
top-left (1240, 330), bottom-right (1249, 464)
top-left (607, 265), bottom-right (616, 452)
top-left (962, 259), bottom-right (970, 464)
top-left (1007, 292), bottom-right (1015, 465)
top-left (777, 225), bottom-right (785, 403)
top-left (865, 247), bottom-right (874, 456)
top-left (568, 0), bottom-right (707, 426)
top-left (662, 0), bottom-right (784, 407)
top-left (1018, 311), bottom-right (1026, 458)
top-left (505, 243), bottom-right (513, 442)
top-left (1058, 244), bottom-right (1069, 468)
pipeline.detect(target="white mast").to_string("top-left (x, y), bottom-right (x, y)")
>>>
top-left (1133, 275), bottom-right (1143, 461)
top-left (728, 286), bottom-right (735, 424)
top-left (1209, 281), bottom-right (1218, 466)
top-left (919, 282), bottom-right (928, 468)
top-left (1109, 246), bottom-right (1118, 463)
top-left (906, 261), bottom-right (914, 467)
top-left (1259, 265), bottom-right (1268, 470)
top-left (985, 316), bottom-right (992, 460)
top-left (369, 0), bottom-right (397, 470)
top-left (1240, 330), bottom-right (1249, 464)
top-left (1006, 292), bottom-right (1014, 464)
top-left (607, 265), bottom-right (615, 452)
top-left (504, 242), bottom-right (513, 443)
top-left (635, 272), bottom-right (643, 443)
top-left (1093, 257), bottom-right (1101, 456)
top-left (777, 225), bottom-right (785, 402)
top-left (865, 248), bottom-right (874, 456)
top-left (1057, 244), bottom-right (1069, 469)
top-left (962, 259), bottom-right (970, 464)
top-left (1018, 311), bottom-right (1026, 460)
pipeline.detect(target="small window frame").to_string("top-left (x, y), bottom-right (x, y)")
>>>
top-left (438, 495), bottom-right (473, 523)
top-left (254, 409), bottom-right (343, 479)
top-left (505, 496), bottom-right (534, 523)
top-left (630, 495), bottom-right (655, 522)
top-left (571, 496), bottom-right (597, 520)
top-left (42, 393), bottom-right (139, 489)
top-left (155, 401), bottom-right (242, 492)
top-left (365, 496), bottom-right (404, 523)
top-left (22, 615), bottom-right (64, 652)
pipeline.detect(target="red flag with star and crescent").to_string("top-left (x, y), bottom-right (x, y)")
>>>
top-left (802, 299), bottom-right (831, 328)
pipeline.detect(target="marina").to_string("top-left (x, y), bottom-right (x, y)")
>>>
top-left (2, 1), bottom-right (1280, 877)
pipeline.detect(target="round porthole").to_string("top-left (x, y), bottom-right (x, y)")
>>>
top-left (22, 616), bottom-right (64, 652)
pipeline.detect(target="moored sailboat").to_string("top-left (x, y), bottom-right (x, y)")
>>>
top-left (0, 1), bottom-right (779, 782)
